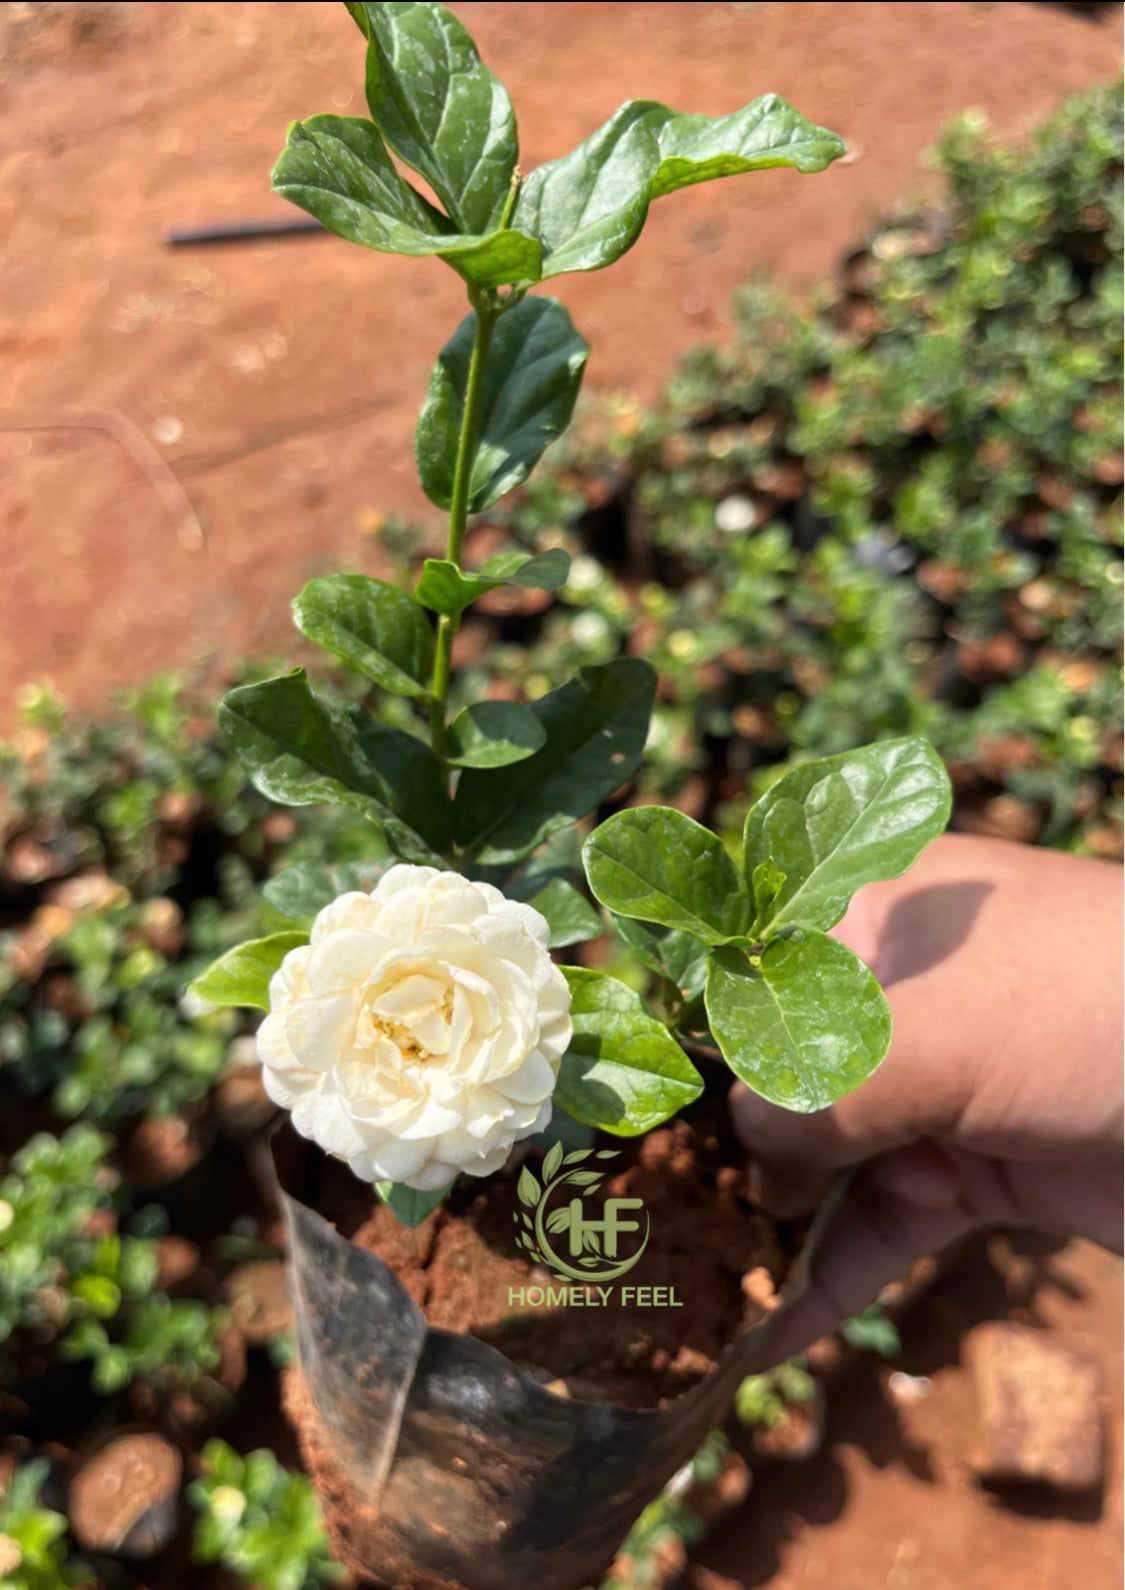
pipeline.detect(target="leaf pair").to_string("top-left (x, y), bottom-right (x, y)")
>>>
top-left (583, 738), bottom-right (952, 1111)
top-left (275, 4), bottom-right (846, 289)
top-left (216, 654), bottom-right (654, 878)
top-left (452, 658), bottom-right (657, 864)
top-left (290, 569), bottom-right (559, 774)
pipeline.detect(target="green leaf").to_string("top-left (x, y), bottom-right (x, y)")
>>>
top-left (71, 1274), bottom-right (122, 1318)
top-left (417, 298), bottom-right (589, 512)
top-left (262, 858), bottom-right (394, 923)
top-left (705, 933), bottom-right (892, 1112)
top-left (188, 932), bottom-right (308, 1011)
top-left (497, 824), bottom-right (585, 901)
top-left (375, 1180), bottom-right (452, 1227)
top-left (446, 701), bottom-right (546, 768)
top-left (219, 669), bottom-right (451, 861)
top-left (291, 574), bottom-right (433, 698)
top-left (583, 806), bottom-right (750, 945)
top-left (272, 115), bottom-right (541, 290)
top-left (515, 96), bottom-right (846, 279)
top-left (346, 1), bottom-right (518, 235)
top-left (743, 737), bottom-right (953, 935)
top-left (415, 549), bottom-right (570, 617)
top-left (454, 658), bottom-right (656, 864)
top-left (556, 968), bottom-right (704, 1136)
top-left (614, 917), bottom-right (709, 1000)
top-left (841, 1303), bottom-right (902, 1359)
top-left (524, 877), bottom-right (603, 948)
top-left (750, 858), bottom-right (786, 926)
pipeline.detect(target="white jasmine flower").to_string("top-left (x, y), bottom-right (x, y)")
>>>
top-left (257, 866), bottom-right (572, 1190)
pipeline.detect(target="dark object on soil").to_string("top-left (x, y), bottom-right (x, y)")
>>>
top-left (273, 1125), bottom-right (842, 1590)
top-left (67, 1430), bottom-right (182, 1556)
top-left (165, 217), bottom-right (325, 247)
top-left (967, 1322), bottom-right (1105, 1493)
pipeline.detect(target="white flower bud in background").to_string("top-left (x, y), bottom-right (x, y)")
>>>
top-left (714, 493), bottom-right (759, 534)
top-left (257, 866), bottom-right (572, 1190)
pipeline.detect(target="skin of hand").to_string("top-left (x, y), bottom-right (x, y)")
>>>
top-left (732, 832), bottom-right (1123, 1360)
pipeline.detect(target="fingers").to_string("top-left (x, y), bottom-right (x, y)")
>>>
top-left (753, 1146), bottom-right (970, 1364)
top-left (731, 981), bottom-right (969, 1218)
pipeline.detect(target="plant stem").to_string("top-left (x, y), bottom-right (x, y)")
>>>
top-left (429, 293), bottom-right (498, 778)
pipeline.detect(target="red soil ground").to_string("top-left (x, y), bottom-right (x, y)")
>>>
top-left (697, 1235), bottom-right (1123, 1590)
top-left (1, 5), bottom-right (1120, 1587)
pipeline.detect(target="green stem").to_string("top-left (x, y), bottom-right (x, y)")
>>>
top-left (429, 293), bottom-right (498, 777)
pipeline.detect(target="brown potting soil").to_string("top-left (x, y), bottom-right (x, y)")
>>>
top-left (350, 1097), bottom-right (794, 1410)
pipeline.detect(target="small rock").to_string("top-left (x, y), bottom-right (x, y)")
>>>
top-left (67, 1432), bottom-right (182, 1557)
top-left (155, 1236), bottom-right (200, 1291)
top-left (740, 1265), bottom-right (779, 1323)
top-left (45, 870), bottom-right (128, 913)
top-left (138, 898), bottom-right (184, 958)
top-left (212, 1064), bottom-right (275, 1137)
top-left (125, 1115), bottom-right (202, 1190)
top-left (750, 1388), bottom-right (826, 1464)
top-left (967, 1322), bottom-right (1105, 1492)
top-left (888, 1370), bottom-right (934, 1404)
top-left (222, 1261), bottom-right (291, 1345)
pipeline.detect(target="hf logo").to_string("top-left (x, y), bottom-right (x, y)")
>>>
top-left (514, 1142), bottom-right (649, 1284)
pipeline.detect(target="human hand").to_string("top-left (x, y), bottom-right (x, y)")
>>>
top-left (732, 832), bottom-right (1123, 1357)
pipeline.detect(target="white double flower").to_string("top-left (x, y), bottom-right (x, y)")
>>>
top-left (258, 865), bottom-right (572, 1190)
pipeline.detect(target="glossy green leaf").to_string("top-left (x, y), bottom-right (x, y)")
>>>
top-left (750, 858), bottom-right (786, 927)
top-left (417, 299), bottom-right (589, 512)
top-left (188, 933), bottom-right (307, 1011)
top-left (346, 1), bottom-right (518, 235)
top-left (375, 1179), bottom-right (453, 1227)
top-left (614, 917), bottom-right (709, 1000)
top-left (263, 858), bottom-right (394, 923)
top-left (555, 968), bottom-right (703, 1135)
top-left (705, 933), bottom-right (892, 1112)
top-left (453, 659), bottom-right (656, 864)
top-left (219, 670), bottom-right (451, 861)
top-left (415, 549), bottom-right (570, 616)
top-left (515, 96), bottom-right (846, 279)
top-left (479, 824), bottom-right (584, 899)
top-left (583, 806), bottom-right (750, 944)
top-left (291, 574), bottom-right (433, 698)
top-left (525, 877), bottom-right (603, 948)
top-left (446, 701), bottom-right (546, 768)
top-left (272, 115), bottom-right (541, 289)
top-left (744, 737), bottom-right (953, 935)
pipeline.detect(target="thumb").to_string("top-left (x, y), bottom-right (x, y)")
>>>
top-left (755, 1145), bottom-right (969, 1362)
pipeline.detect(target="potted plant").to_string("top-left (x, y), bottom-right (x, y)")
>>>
top-left (192, 6), bottom-right (952, 1587)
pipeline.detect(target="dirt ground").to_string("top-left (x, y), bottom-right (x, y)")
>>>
top-left (0, 4), bottom-right (1121, 1587)
top-left (696, 1235), bottom-right (1123, 1590)
top-left (0, 0), bottom-right (1120, 723)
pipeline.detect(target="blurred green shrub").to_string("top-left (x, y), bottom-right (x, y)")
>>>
top-left (188, 1440), bottom-right (342, 1590)
top-left (0, 1461), bottom-right (85, 1590)
top-left (0, 1125), bottom-right (223, 1393)
top-left (466, 82), bottom-right (1122, 855)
